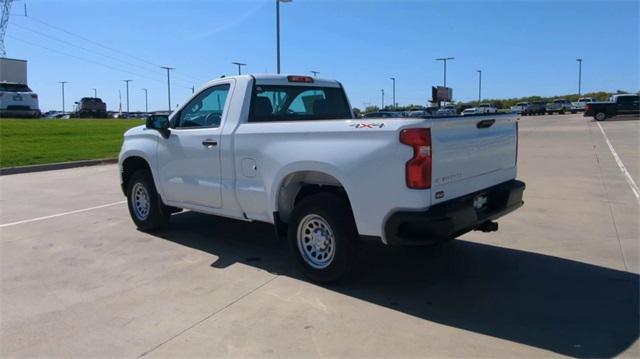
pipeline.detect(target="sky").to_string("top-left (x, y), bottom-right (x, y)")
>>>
top-left (4, 0), bottom-right (639, 112)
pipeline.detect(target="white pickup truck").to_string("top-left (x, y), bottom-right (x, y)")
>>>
top-left (119, 74), bottom-right (525, 282)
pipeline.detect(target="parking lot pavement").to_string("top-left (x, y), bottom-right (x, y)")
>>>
top-left (1, 114), bottom-right (638, 358)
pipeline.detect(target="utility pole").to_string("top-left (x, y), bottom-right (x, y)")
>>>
top-left (381, 89), bottom-right (385, 109)
top-left (276, 0), bottom-right (292, 74)
top-left (190, 86), bottom-right (195, 94)
top-left (476, 70), bottom-right (482, 103)
top-left (141, 88), bottom-right (148, 113)
top-left (576, 58), bottom-right (583, 96)
top-left (310, 70), bottom-right (320, 77)
top-left (161, 66), bottom-right (174, 111)
top-left (232, 62), bottom-right (246, 75)
top-left (123, 80), bottom-right (132, 114)
top-left (59, 81), bottom-right (68, 113)
top-left (435, 57), bottom-right (454, 88)
top-left (390, 77), bottom-right (396, 110)
top-left (92, 88), bottom-right (97, 98)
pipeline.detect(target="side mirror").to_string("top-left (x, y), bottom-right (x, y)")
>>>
top-left (146, 115), bottom-right (171, 138)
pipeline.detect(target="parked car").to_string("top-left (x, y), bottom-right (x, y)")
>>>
top-left (77, 97), bottom-right (107, 118)
top-left (461, 108), bottom-right (479, 116)
top-left (521, 101), bottom-right (547, 116)
top-left (477, 103), bottom-right (498, 114)
top-left (584, 94), bottom-right (640, 121)
top-left (546, 99), bottom-right (572, 114)
top-left (363, 111), bottom-right (401, 118)
top-left (435, 105), bottom-right (457, 116)
top-left (510, 102), bottom-right (528, 113)
top-left (119, 74), bottom-right (525, 282)
top-left (0, 83), bottom-right (40, 118)
top-left (571, 97), bottom-right (595, 113)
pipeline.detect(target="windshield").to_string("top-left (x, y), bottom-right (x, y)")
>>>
top-left (0, 84), bottom-right (32, 92)
top-left (250, 85), bottom-right (352, 122)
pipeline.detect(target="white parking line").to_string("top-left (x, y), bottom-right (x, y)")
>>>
top-left (596, 122), bottom-right (640, 203)
top-left (0, 201), bottom-right (126, 228)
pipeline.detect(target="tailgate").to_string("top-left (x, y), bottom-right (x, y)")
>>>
top-left (430, 113), bottom-right (517, 204)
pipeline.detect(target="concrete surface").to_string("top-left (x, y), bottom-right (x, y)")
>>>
top-left (1, 114), bottom-right (638, 358)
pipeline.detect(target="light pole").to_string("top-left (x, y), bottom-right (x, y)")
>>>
top-left (476, 70), bottom-right (482, 103)
top-left (190, 86), bottom-right (195, 94)
top-left (232, 62), bottom-right (246, 75)
top-left (310, 70), bottom-right (320, 77)
top-left (59, 81), bottom-right (68, 113)
top-left (576, 58), bottom-right (583, 96)
top-left (435, 57), bottom-right (454, 88)
top-left (276, 0), bottom-right (292, 74)
top-left (390, 77), bottom-right (396, 110)
top-left (161, 66), bottom-right (175, 111)
top-left (92, 88), bottom-right (97, 98)
top-left (381, 89), bottom-right (385, 109)
top-left (123, 80), bottom-right (132, 114)
top-left (141, 88), bottom-right (148, 113)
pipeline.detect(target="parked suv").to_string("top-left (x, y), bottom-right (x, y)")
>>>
top-left (78, 97), bottom-right (107, 118)
top-left (0, 83), bottom-right (40, 118)
top-left (546, 99), bottom-right (572, 114)
top-left (521, 101), bottom-right (547, 116)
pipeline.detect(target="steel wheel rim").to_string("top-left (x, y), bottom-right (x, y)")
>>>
top-left (297, 214), bottom-right (335, 269)
top-left (132, 182), bottom-right (150, 220)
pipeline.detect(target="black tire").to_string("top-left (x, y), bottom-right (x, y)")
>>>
top-left (594, 112), bottom-right (607, 121)
top-left (288, 192), bottom-right (357, 283)
top-left (126, 169), bottom-right (170, 231)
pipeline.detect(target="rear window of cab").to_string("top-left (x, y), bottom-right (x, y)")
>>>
top-left (249, 85), bottom-right (352, 123)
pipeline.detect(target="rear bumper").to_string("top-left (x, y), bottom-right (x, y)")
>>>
top-left (384, 180), bottom-right (525, 245)
top-left (0, 108), bottom-right (40, 117)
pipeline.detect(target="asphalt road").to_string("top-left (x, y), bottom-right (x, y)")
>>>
top-left (1, 114), bottom-right (638, 358)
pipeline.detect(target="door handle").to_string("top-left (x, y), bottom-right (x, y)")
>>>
top-left (477, 119), bottom-right (495, 129)
top-left (202, 139), bottom-right (218, 148)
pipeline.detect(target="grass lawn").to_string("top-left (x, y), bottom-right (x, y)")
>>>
top-left (0, 118), bottom-right (144, 168)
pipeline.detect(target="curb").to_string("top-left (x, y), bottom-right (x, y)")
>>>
top-left (0, 158), bottom-right (118, 176)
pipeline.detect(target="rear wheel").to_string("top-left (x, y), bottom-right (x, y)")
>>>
top-left (126, 169), bottom-right (170, 231)
top-left (594, 112), bottom-right (607, 121)
top-left (288, 192), bottom-right (357, 283)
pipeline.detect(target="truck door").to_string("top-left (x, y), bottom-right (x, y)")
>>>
top-left (156, 84), bottom-right (231, 209)
top-left (618, 95), bottom-right (639, 115)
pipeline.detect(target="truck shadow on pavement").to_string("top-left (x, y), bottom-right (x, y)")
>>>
top-left (153, 211), bottom-right (639, 358)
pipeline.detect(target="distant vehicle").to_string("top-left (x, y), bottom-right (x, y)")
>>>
top-left (436, 105), bottom-right (456, 116)
top-left (461, 108), bottom-right (479, 116)
top-left (1, 58), bottom-right (40, 118)
top-left (407, 108), bottom-right (438, 117)
top-left (0, 83), bottom-right (40, 118)
top-left (584, 94), bottom-right (640, 121)
top-left (510, 102), bottom-right (528, 113)
top-left (363, 111), bottom-right (400, 118)
top-left (521, 101), bottom-right (547, 116)
top-left (477, 103), bottom-right (498, 114)
top-left (546, 99), bottom-right (572, 114)
top-left (571, 97), bottom-right (595, 113)
top-left (77, 97), bottom-right (107, 118)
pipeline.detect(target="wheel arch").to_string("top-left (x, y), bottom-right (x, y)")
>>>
top-left (274, 169), bottom-right (354, 226)
top-left (121, 155), bottom-right (154, 195)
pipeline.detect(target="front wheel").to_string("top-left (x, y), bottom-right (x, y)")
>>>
top-left (288, 192), bottom-right (357, 283)
top-left (594, 112), bottom-right (607, 121)
top-left (126, 169), bottom-right (170, 231)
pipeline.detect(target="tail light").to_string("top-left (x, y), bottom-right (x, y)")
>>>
top-left (585, 104), bottom-right (592, 111)
top-left (31, 94), bottom-right (38, 99)
top-left (400, 128), bottom-right (432, 189)
top-left (287, 75), bottom-right (314, 83)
